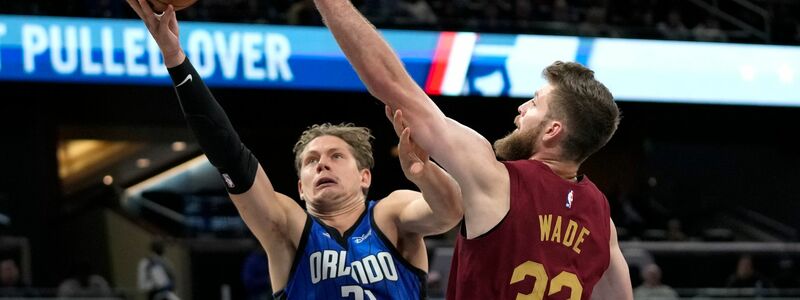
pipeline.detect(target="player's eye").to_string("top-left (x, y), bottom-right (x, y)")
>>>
top-left (305, 157), bottom-right (318, 165)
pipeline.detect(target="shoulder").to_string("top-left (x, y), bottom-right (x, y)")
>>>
top-left (371, 190), bottom-right (421, 231)
top-left (374, 190), bottom-right (421, 213)
top-left (89, 275), bottom-right (110, 287)
top-left (385, 189), bottom-right (421, 200)
top-left (137, 258), bottom-right (152, 271)
top-left (500, 160), bottom-right (539, 181)
top-left (58, 279), bottom-right (79, 289)
top-left (375, 190), bottom-right (422, 209)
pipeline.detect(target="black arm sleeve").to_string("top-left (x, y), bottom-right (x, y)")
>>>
top-left (167, 57), bottom-right (258, 194)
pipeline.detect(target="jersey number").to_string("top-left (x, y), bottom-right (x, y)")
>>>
top-left (509, 261), bottom-right (583, 300)
top-left (341, 285), bottom-right (376, 300)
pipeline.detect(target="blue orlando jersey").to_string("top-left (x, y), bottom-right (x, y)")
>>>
top-left (275, 201), bottom-right (427, 299)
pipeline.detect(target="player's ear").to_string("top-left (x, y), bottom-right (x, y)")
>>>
top-left (298, 180), bottom-right (306, 202)
top-left (360, 168), bottom-right (372, 193)
top-left (542, 120), bottom-right (563, 143)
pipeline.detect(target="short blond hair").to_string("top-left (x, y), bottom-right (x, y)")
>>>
top-left (292, 123), bottom-right (375, 175)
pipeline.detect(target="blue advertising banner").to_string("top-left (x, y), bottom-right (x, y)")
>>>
top-left (0, 14), bottom-right (438, 91)
top-left (2, 14), bottom-right (800, 106)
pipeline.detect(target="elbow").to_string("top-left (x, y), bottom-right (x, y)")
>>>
top-left (435, 191), bottom-right (464, 234)
top-left (445, 176), bottom-right (464, 221)
top-left (429, 170), bottom-right (464, 228)
top-left (430, 213), bottom-right (462, 235)
top-left (419, 190), bottom-right (463, 236)
top-left (448, 194), bottom-right (465, 225)
top-left (440, 214), bottom-right (462, 234)
top-left (445, 186), bottom-right (464, 220)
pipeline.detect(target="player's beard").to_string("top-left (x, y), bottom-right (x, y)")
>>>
top-left (494, 121), bottom-right (546, 161)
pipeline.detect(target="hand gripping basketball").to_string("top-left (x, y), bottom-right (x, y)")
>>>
top-left (146, 0), bottom-right (199, 13)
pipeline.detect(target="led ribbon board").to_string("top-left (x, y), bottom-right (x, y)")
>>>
top-left (1, 15), bottom-right (799, 106)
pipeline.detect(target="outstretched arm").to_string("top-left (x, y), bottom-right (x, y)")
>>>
top-left (388, 108), bottom-right (462, 236)
top-left (126, 0), bottom-right (305, 289)
top-left (313, 0), bottom-right (444, 152)
top-left (314, 0), bottom-right (510, 237)
top-left (591, 220), bottom-right (633, 300)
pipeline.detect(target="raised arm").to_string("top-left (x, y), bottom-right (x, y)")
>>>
top-left (319, 1), bottom-right (443, 145)
top-left (126, 0), bottom-right (305, 289)
top-left (314, 0), bottom-right (510, 236)
top-left (386, 108), bottom-right (462, 236)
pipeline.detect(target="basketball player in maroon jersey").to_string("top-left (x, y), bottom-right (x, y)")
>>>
top-left (313, 0), bottom-right (634, 299)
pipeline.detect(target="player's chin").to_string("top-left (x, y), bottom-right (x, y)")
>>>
top-left (314, 186), bottom-right (341, 200)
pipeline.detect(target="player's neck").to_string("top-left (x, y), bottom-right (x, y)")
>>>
top-left (309, 197), bottom-right (366, 234)
top-left (534, 156), bottom-right (580, 182)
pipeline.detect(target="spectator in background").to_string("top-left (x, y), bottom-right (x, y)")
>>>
top-left (693, 17), bottom-right (727, 42)
top-left (359, 0), bottom-right (399, 25)
top-left (57, 260), bottom-right (113, 298)
top-left (772, 257), bottom-right (799, 288)
top-left (0, 258), bottom-right (35, 297)
top-left (481, 2), bottom-right (507, 30)
top-left (793, 22), bottom-right (800, 44)
top-left (666, 218), bottom-right (687, 241)
top-left (0, 259), bottom-right (21, 289)
top-left (138, 240), bottom-right (179, 300)
top-left (726, 254), bottom-right (772, 288)
top-left (611, 188), bottom-right (645, 238)
top-left (633, 263), bottom-right (679, 300)
top-left (241, 246), bottom-right (271, 300)
top-left (578, 6), bottom-right (619, 37)
top-left (512, 0), bottom-right (533, 29)
top-left (551, 0), bottom-right (576, 23)
top-left (397, 0), bottom-right (438, 26)
top-left (287, 0), bottom-right (323, 25)
top-left (657, 10), bottom-right (691, 40)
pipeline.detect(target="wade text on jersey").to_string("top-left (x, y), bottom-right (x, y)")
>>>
top-left (538, 214), bottom-right (591, 254)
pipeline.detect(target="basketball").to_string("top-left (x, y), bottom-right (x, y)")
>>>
top-left (146, 0), bottom-right (199, 13)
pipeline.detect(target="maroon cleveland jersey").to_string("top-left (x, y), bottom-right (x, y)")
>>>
top-left (447, 159), bottom-right (611, 300)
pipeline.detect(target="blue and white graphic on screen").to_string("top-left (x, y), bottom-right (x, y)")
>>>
top-left (280, 201), bottom-right (425, 299)
top-left (3, 14), bottom-right (800, 106)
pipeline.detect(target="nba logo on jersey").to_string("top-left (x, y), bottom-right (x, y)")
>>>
top-left (566, 190), bottom-right (574, 208)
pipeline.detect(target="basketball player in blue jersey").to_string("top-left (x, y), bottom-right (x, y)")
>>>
top-left (127, 1), bottom-right (464, 299)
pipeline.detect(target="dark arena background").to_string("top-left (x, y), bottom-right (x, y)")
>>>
top-left (1, 0), bottom-right (799, 299)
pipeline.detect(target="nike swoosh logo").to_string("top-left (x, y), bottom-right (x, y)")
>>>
top-left (176, 74), bottom-right (193, 87)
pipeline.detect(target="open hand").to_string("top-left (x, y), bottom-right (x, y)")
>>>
top-left (126, 0), bottom-right (185, 67)
top-left (386, 106), bottom-right (429, 181)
